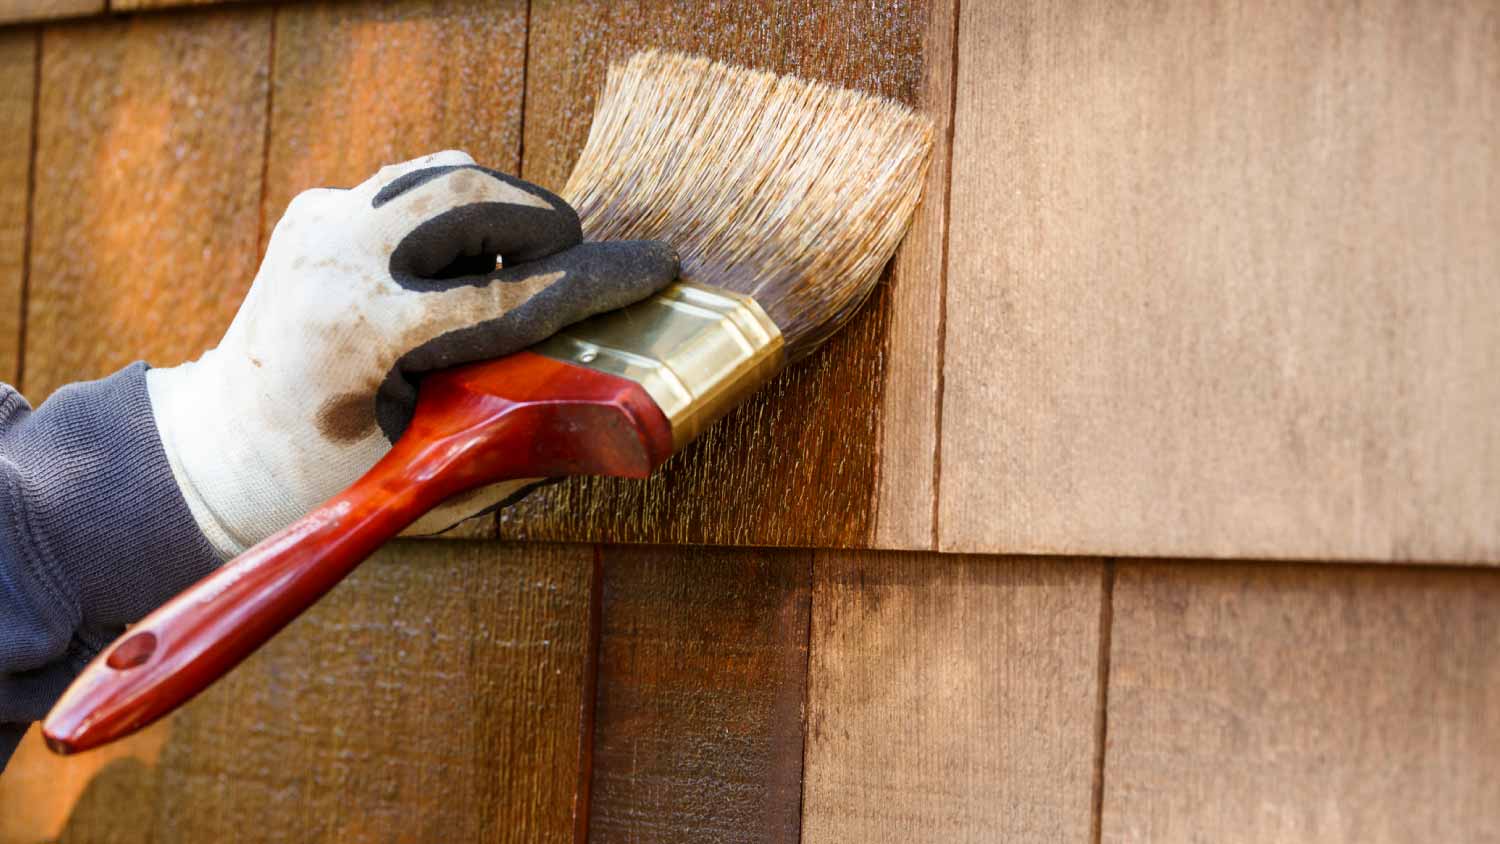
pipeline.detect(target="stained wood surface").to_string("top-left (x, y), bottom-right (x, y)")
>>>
top-left (940, 0), bottom-right (1500, 562)
top-left (588, 544), bottom-right (811, 843)
top-left (500, 0), bottom-right (949, 549)
top-left (1103, 562), bottom-right (1500, 842)
top-left (24, 8), bottom-right (270, 400)
top-left (802, 551), bottom-right (1106, 843)
top-left (0, 0), bottom-right (99, 25)
top-left (0, 30), bottom-right (31, 385)
top-left (4, 540), bottom-right (594, 843)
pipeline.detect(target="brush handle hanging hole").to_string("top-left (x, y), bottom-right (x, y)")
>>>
top-left (106, 631), bottom-right (158, 671)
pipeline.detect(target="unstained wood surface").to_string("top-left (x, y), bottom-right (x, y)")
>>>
top-left (499, 0), bottom-right (949, 549)
top-left (25, 8), bottom-right (270, 400)
top-left (0, 30), bottom-right (31, 385)
top-left (14, 540), bottom-right (594, 843)
top-left (1103, 562), bottom-right (1500, 842)
top-left (802, 552), bottom-right (1105, 843)
top-left (940, 0), bottom-right (1500, 562)
top-left (588, 545), bottom-right (812, 844)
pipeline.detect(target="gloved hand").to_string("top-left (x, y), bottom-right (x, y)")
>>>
top-left (147, 150), bottom-right (677, 558)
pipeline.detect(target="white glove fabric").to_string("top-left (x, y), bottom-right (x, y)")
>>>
top-left (147, 150), bottom-right (677, 558)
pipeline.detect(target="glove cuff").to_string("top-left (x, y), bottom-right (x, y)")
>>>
top-left (147, 352), bottom-right (299, 558)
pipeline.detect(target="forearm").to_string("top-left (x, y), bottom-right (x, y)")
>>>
top-left (0, 364), bottom-right (218, 769)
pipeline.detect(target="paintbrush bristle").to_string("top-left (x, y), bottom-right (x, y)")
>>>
top-left (563, 50), bottom-right (934, 359)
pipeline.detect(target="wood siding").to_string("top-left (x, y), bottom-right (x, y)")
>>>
top-left (1, 0), bottom-right (1493, 560)
top-left (0, 29), bottom-right (30, 385)
top-left (1103, 562), bottom-right (1500, 841)
top-left (941, 0), bottom-right (1500, 562)
top-left (802, 552), bottom-right (1105, 842)
top-left (9, 546), bottom-right (1500, 841)
top-left (503, 0), bottom-right (949, 549)
top-left (0, 1), bottom-right (1495, 842)
top-left (26, 9), bottom-right (270, 399)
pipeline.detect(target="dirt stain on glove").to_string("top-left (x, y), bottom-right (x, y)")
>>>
top-left (315, 391), bottom-right (377, 443)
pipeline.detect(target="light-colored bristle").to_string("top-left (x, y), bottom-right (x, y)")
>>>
top-left (563, 50), bottom-right (934, 358)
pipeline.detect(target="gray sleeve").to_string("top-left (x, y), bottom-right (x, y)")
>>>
top-left (0, 363), bottom-right (220, 769)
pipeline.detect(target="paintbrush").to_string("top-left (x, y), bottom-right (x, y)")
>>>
top-left (43, 50), bottom-right (933, 754)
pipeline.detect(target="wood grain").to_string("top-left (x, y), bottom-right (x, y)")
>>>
top-left (801, 551), bottom-right (1106, 843)
top-left (875, 0), bottom-right (955, 549)
top-left (25, 8), bottom-right (270, 400)
top-left (1103, 561), bottom-right (1500, 842)
top-left (0, 30), bottom-right (32, 385)
top-left (502, 0), bottom-right (948, 549)
top-left (262, 0), bottom-right (528, 540)
top-left (262, 0), bottom-right (527, 238)
top-left (940, 0), bottom-right (1500, 562)
top-left (0, 0), bottom-right (99, 25)
top-left (588, 544), bottom-right (811, 843)
top-left (9, 540), bottom-right (594, 843)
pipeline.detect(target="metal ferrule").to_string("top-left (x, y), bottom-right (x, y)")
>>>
top-left (532, 281), bottom-right (785, 452)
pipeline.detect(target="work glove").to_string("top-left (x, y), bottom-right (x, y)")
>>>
top-left (146, 150), bottom-right (678, 558)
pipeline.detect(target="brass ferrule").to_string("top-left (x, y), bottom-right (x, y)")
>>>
top-left (532, 281), bottom-right (785, 452)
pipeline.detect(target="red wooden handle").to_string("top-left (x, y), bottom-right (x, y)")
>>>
top-left (43, 351), bottom-right (672, 754)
